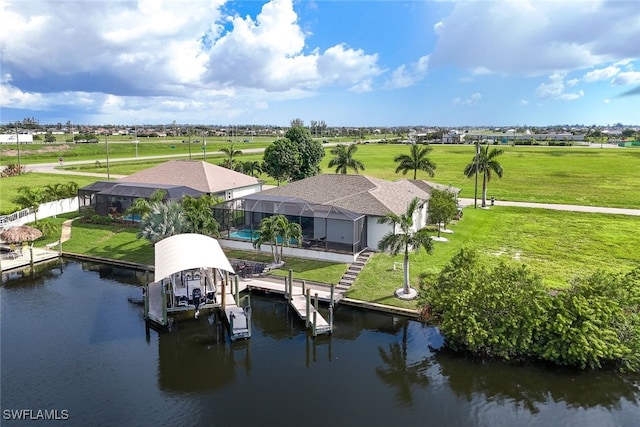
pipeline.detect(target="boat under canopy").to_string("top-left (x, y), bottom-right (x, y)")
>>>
top-left (154, 233), bottom-right (235, 281)
top-left (146, 234), bottom-right (236, 327)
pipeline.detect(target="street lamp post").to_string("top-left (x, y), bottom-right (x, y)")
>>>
top-left (203, 140), bottom-right (207, 160)
top-left (474, 137), bottom-right (479, 209)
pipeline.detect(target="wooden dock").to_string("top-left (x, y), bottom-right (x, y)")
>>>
top-left (0, 246), bottom-right (60, 274)
top-left (244, 275), bottom-right (336, 336)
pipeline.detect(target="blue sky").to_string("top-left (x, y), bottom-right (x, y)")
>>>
top-left (1, 0), bottom-right (639, 127)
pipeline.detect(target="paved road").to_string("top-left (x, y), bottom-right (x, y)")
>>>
top-left (23, 143), bottom-right (348, 178)
top-left (458, 198), bottom-right (640, 216)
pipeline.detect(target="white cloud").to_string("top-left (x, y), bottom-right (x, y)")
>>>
top-left (583, 66), bottom-right (620, 82)
top-left (386, 55), bottom-right (429, 89)
top-left (430, 0), bottom-right (640, 75)
top-left (536, 73), bottom-right (584, 101)
top-left (1, 0), bottom-right (382, 107)
top-left (453, 92), bottom-right (482, 106)
top-left (612, 71), bottom-right (640, 86)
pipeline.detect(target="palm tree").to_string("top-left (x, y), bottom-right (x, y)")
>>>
top-left (242, 160), bottom-right (262, 177)
top-left (13, 186), bottom-right (43, 221)
top-left (138, 199), bottom-right (187, 244)
top-left (253, 216), bottom-right (279, 264)
top-left (394, 144), bottom-right (436, 180)
top-left (42, 183), bottom-right (67, 202)
top-left (272, 215), bottom-right (303, 262)
top-left (327, 144), bottom-right (365, 174)
top-left (464, 145), bottom-right (504, 207)
top-left (125, 189), bottom-right (167, 219)
top-left (253, 215), bottom-right (302, 264)
top-left (377, 197), bottom-right (434, 297)
top-left (220, 144), bottom-right (243, 170)
top-left (181, 194), bottom-right (220, 236)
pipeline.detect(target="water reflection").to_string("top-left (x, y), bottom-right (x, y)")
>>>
top-left (2, 261), bottom-right (639, 427)
top-left (157, 317), bottom-right (252, 393)
top-left (435, 349), bottom-right (640, 413)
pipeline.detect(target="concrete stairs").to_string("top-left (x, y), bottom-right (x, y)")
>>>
top-left (336, 249), bottom-right (375, 293)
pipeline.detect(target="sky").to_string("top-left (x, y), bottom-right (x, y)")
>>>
top-left (1, 0), bottom-right (639, 127)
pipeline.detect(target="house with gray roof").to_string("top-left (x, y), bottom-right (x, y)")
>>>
top-left (79, 160), bottom-right (263, 216)
top-left (214, 174), bottom-right (460, 262)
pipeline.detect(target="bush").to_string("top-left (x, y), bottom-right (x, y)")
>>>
top-left (538, 270), bottom-right (640, 370)
top-left (1, 164), bottom-right (27, 178)
top-left (422, 249), bottom-right (549, 360)
top-left (422, 249), bottom-right (640, 371)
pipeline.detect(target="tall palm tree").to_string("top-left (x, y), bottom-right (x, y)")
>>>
top-left (138, 200), bottom-right (187, 244)
top-left (464, 145), bottom-right (504, 207)
top-left (394, 144), bottom-right (436, 180)
top-left (219, 144), bottom-right (243, 170)
top-left (377, 197), bottom-right (434, 296)
top-left (327, 144), bottom-right (365, 174)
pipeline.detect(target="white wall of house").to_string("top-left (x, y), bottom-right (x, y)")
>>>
top-left (366, 217), bottom-right (393, 251)
top-left (230, 184), bottom-right (263, 200)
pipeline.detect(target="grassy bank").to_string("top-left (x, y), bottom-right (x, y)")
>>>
top-left (346, 206), bottom-right (640, 307)
top-left (48, 205), bottom-right (640, 310)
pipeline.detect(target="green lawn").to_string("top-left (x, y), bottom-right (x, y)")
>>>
top-left (57, 222), bottom-right (348, 283)
top-left (321, 144), bottom-right (640, 209)
top-left (346, 206), bottom-right (640, 308)
top-left (48, 143), bottom-right (640, 208)
top-left (0, 173), bottom-right (99, 213)
top-left (61, 222), bottom-right (154, 265)
top-left (0, 138), bottom-right (273, 165)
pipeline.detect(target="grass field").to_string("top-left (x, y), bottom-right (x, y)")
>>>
top-left (0, 173), bottom-right (101, 213)
top-left (320, 144), bottom-right (640, 209)
top-left (9, 142), bottom-right (637, 208)
top-left (346, 205), bottom-right (640, 307)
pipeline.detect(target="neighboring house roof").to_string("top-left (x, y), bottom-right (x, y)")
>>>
top-left (80, 181), bottom-right (204, 199)
top-left (401, 180), bottom-right (462, 195)
top-left (121, 160), bottom-right (261, 194)
top-left (258, 174), bottom-right (454, 216)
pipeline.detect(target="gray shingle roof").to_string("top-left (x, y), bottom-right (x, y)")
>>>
top-left (259, 174), bottom-right (447, 216)
top-left (121, 160), bottom-right (261, 193)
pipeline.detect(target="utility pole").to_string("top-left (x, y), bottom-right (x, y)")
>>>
top-left (15, 123), bottom-right (21, 175)
top-left (105, 132), bottom-right (110, 180)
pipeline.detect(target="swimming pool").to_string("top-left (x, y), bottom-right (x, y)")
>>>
top-left (229, 228), bottom-right (298, 244)
top-left (229, 229), bottom-right (259, 241)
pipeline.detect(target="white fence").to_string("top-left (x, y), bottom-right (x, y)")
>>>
top-left (0, 197), bottom-right (79, 229)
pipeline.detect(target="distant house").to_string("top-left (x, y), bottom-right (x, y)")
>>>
top-left (214, 174), bottom-right (460, 262)
top-left (79, 160), bottom-right (263, 216)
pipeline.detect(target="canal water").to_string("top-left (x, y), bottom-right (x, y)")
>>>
top-left (1, 260), bottom-right (639, 427)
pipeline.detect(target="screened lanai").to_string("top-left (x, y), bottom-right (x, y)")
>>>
top-left (213, 194), bottom-right (367, 254)
top-left (79, 181), bottom-right (204, 216)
